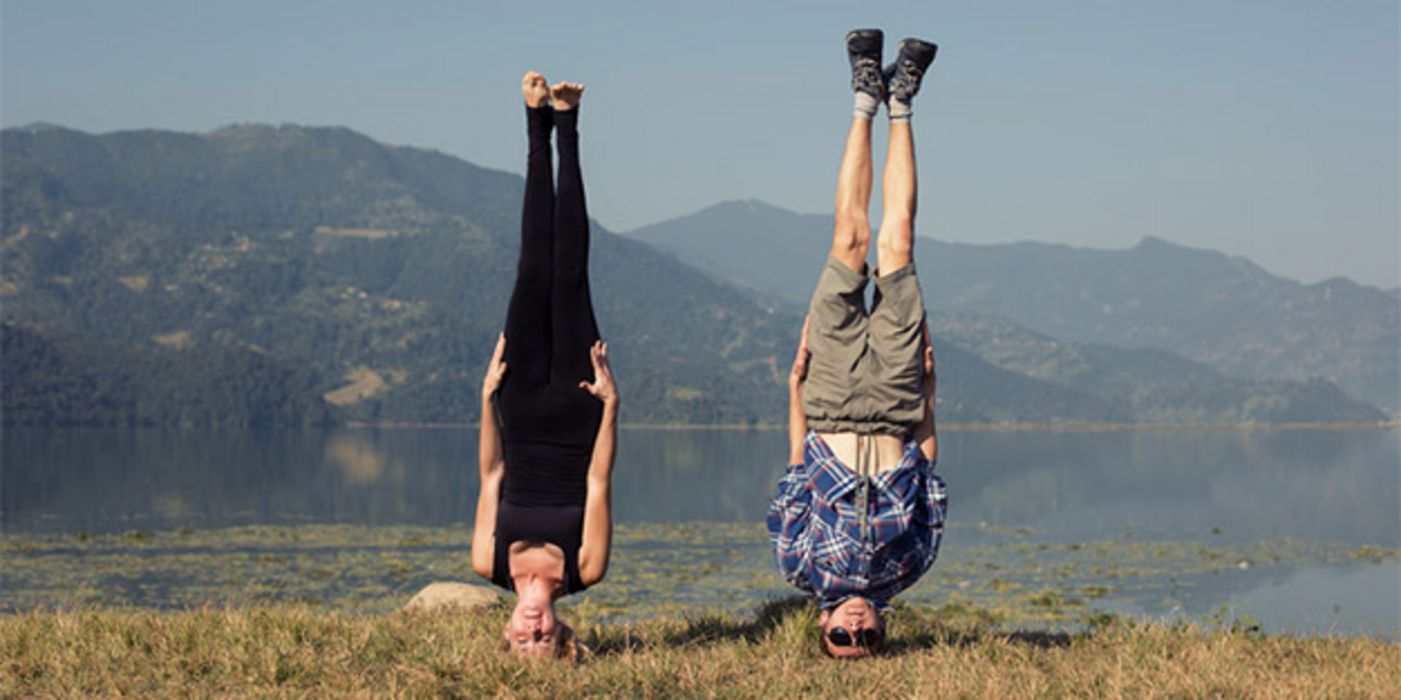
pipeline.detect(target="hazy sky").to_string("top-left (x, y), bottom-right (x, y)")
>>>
top-left (3, 1), bottom-right (1397, 287)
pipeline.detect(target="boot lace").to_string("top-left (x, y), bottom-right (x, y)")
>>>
top-left (891, 58), bottom-right (925, 99)
top-left (850, 59), bottom-right (885, 96)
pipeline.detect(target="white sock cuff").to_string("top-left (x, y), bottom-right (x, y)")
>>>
top-left (854, 91), bottom-right (880, 119)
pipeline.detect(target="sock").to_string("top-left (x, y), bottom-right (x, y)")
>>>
top-left (854, 91), bottom-right (879, 120)
top-left (888, 96), bottom-right (912, 123)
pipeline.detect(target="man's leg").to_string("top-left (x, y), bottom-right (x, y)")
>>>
top-left (869, 40), bottom-right (938, 436)
top-left (831, 116), bottom-right (873, 272)
top-left (867, 119), bottom-right (925, 435)
top-left (875, 36), bottom-right (937, 274)
top-left (832, 27), bottom-right (883, 271)
top-left (875, 121), bottom-right (915, 275)
top-left (802, 114), bottom-right (878, 433)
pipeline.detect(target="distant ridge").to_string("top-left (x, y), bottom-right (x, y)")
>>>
top-left (626, 200), bottom-right (1398, 416)
top-left (12, 121), bottom-right (71, 133)
top-left (1, 125), bottom-right (1387, 425)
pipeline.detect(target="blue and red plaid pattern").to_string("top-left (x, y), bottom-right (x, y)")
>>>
top-left (766, 431), bottom-right (947, 610)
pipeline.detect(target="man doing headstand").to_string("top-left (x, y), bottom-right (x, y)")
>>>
top-left (767, 28), bottom-right (948, 659)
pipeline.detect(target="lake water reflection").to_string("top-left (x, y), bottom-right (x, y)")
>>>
top-left (3, 427), bottom-right (1397, 636)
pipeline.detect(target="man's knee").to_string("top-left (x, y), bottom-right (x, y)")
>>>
top-left (876, 217), bottom-right (914, 261)
top-left (832, 214), bottom-right (871, 260)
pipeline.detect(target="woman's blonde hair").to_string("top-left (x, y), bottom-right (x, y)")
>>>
top-left (500, 621), bottom-right (587, 663)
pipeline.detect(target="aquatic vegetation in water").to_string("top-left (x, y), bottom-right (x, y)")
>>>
top-left (1, 523), bottom-right (1396, 631)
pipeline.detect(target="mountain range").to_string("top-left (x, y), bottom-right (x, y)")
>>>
top-left (0, 125), bottom-right (1388, 426)
top-left (628, 199), bottom-right (1398, 417)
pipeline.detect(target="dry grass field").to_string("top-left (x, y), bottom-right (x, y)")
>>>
top-left (3, 602), bottom-right (1396, 698)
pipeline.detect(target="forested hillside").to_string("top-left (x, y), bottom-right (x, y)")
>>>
top-left (1, 126), bottom-right (1386, 426)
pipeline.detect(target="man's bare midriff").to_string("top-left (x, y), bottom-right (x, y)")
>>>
top-left (815, 431), bottom-right (909, 475)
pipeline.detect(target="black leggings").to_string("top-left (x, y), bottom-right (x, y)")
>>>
top-left (497, 105), bottom-right (602, 506)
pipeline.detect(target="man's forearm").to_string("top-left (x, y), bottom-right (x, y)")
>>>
top-left (788, 384), bottom-right (808, 465)
top-left (916, 390), bottom-right (938, 462)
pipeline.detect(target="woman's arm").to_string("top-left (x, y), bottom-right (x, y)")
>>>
top-left (912, 322), bottom-right (938, 463)
top-left (788, 316), bottom-right (812, 465)
top-left (576, 341), bottom-right (619, 587)
top-left (471, 334), bottom-right (508, 580)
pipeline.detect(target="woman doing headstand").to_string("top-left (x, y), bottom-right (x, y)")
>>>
top-left (472, 72), bottom-right (619, 660)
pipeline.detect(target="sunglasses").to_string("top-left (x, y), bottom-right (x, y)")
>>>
top-left (826, 626), bottom-right (884, 649)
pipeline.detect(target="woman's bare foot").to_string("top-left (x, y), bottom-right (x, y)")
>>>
top-left (550, 82), bottom-right (584, 111)
top-left (522, 72), bottom-right (549, 108)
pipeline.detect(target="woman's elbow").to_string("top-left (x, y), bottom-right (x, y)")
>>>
top-left (472, 562), bottom-right (493, 581)
top-left (578, 560), bottom-right (608, 588)
top-left (471, 548), bottom-right (493, 581)
top-left (479, 458), bottom-right (503, 479)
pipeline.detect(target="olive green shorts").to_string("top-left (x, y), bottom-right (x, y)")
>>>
top-left (801, 256), bottom-right (926, 436)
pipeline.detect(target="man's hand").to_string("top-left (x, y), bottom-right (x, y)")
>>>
top-left (789, 316), bottom-right (812, 392)
top-left (786, 316), bottom-right (813, 465)
top-left (579, 340), bottom-right (619, 406)
top-left (914, 319), bottom-right (940, 463)
top-left (921, 320), bottom-right (936, 401)
top-left (482, 333), bottom-right (508, 400)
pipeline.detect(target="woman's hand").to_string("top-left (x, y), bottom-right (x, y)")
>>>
top-left (482, 333), bottom-right (508, 400)
top-left (789, 316), bottom-right (812, 393)
top-left (579, 341), bottom-right (619, 406)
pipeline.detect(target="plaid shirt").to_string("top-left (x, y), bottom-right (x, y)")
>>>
top-left (766, 431), bottom-right (947, 611)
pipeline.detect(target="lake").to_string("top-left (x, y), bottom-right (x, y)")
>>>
top-left (2, 427), bottom-right (1397, 637)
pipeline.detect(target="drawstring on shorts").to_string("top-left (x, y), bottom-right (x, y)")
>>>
top-left (855, 433), bottom-right (879, 543)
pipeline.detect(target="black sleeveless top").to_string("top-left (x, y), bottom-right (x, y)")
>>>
top-left (490, 500), bottom-right (588, 594)
top-left (489, 391), bottom-right (599, 595)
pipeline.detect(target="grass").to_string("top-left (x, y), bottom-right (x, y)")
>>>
top-left (4, 524), bottom-right (1396, 695)
top-left (2, 601), bottom-right (1397, 698)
